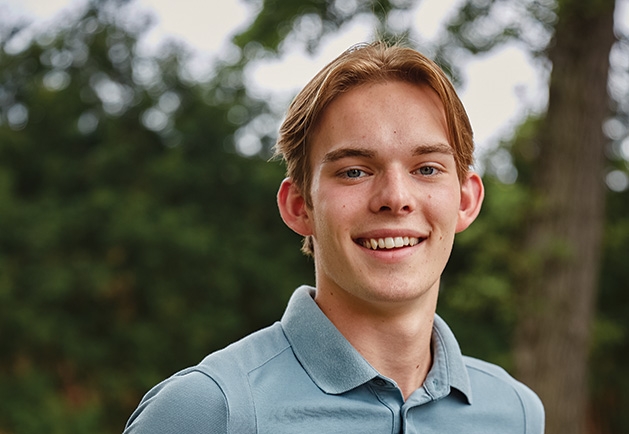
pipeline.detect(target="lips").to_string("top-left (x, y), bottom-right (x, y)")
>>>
top-left (358, 236), bottom-right (422, 250)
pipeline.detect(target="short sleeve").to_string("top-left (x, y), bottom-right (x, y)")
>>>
top-left (515, 381), bottom-right (545, 434)
top-left (123, 370), bottom-right (228, 434)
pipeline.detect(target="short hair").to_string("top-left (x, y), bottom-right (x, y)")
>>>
top-left (274, 41), bottom-right (474, 256)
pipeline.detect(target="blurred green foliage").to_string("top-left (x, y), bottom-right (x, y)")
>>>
top-left (0, 0), bottom-right (627, 433)
top-left (442, 117), bottom-right (629, 432)
top-left (233, 0), bottom-right (414, 53)
top-left (0, 2), bottom-right (313, 432)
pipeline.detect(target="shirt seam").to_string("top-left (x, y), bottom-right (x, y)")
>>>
top-left (247, 344), bottom-right (294, 432)
top-left (465, 365), bottom-right (529, 433)
top-left (179, 368), bottom-right (231, 433)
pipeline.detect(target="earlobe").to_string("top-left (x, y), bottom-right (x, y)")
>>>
top-left (455, 172), bottom-right (484, 233)
top-left (277, 178), bottom-right (313, 237)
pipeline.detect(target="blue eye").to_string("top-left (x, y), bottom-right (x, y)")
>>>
top-left (418, 166), bottom-right (437, 176)
top-left (345, 168), bottom-right (365, 178)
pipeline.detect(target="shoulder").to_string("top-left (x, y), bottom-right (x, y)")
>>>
top-left (464, 356), bottom-right (545, 434)
top-left (124, 322), bottom-right (291, 434)
top-left (123, 369), bottom-right (227, 434)
top-left (199, 321), bottom-right (290, 374)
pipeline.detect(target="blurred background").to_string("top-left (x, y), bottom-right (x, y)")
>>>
top-left (0, 0), bottom-right (627, 433)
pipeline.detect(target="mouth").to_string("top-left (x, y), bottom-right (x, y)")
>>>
top-left (357, 236), bottom-right (423, 250)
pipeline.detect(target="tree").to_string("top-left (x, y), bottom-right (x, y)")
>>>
top-left (236, 1), bottom-right (627, 432)
top-left (428, 0), bottom-right (623, 432)
top-left (2, 0), bottom-right (627, 432)
top-left (511, 2), bottom-right (617, 434)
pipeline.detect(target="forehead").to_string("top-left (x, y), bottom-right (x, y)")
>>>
top-left (309, 80), bottom-right (451, 162)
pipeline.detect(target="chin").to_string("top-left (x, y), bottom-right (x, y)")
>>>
top-left (360, 280), bottom-right (437, 304)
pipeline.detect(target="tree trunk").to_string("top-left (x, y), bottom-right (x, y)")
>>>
top-left (513, 1), bottom-right (617, 434)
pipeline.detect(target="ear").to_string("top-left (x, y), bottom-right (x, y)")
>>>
top-left (277, 178), bottom-right (314, 237)
top-left (455, 172), bottom-right (484, 233)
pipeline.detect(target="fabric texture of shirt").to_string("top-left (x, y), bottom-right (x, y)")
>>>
top-left (123, 286), bottom-right (545, 433)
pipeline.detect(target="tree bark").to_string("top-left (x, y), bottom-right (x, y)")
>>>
top-left (513, 1), bottom-right (617, 434)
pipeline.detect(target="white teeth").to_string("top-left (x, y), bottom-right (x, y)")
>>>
top-left (361, 236), bottom-right (421, 250)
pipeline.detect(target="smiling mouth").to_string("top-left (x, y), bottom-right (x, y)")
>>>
top-left (358, 236), bottom-right (423, 250)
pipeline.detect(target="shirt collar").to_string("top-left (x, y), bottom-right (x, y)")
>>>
top-left (424, 314), bottom-right (473, 404)
top-left (281, 286), bottom-right (379, 394)
top-left (280, 286), bottom-right (472, 403)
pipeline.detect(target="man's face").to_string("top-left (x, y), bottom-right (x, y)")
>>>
top-left (279, 80), bottom-right (482, 312)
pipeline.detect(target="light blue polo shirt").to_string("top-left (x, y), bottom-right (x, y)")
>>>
top-left (124, 286), bottom-right (544, 433)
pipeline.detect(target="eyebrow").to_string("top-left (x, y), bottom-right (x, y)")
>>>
top-left (412, 143), bottom-right (454, 156)
top-left (322, 147), bottom-right (376, 163)
top-left (322, 143), bottom-right (453, 164)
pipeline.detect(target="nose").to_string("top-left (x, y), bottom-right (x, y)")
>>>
top-left (369, 170), bottom-right (416, 215)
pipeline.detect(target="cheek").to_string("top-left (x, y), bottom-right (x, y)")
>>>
top-left (423, 189), bottom-right (461, 227)
top-left (310, 199), bottom-right (355, 243)
top-left (314, 185), bottom-right (354, 214)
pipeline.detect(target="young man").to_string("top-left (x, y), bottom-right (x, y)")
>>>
top-left (124, 42), bottom-right (544, 433)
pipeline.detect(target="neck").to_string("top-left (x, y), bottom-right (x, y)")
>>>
top-left (315, 285), bottom-right (438, 400)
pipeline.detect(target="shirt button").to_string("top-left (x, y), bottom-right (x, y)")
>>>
top-left (432, 379), bottom-right (444, 392)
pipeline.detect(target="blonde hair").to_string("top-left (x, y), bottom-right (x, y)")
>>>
top-left (274, 41), bottom-right (474, 256)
